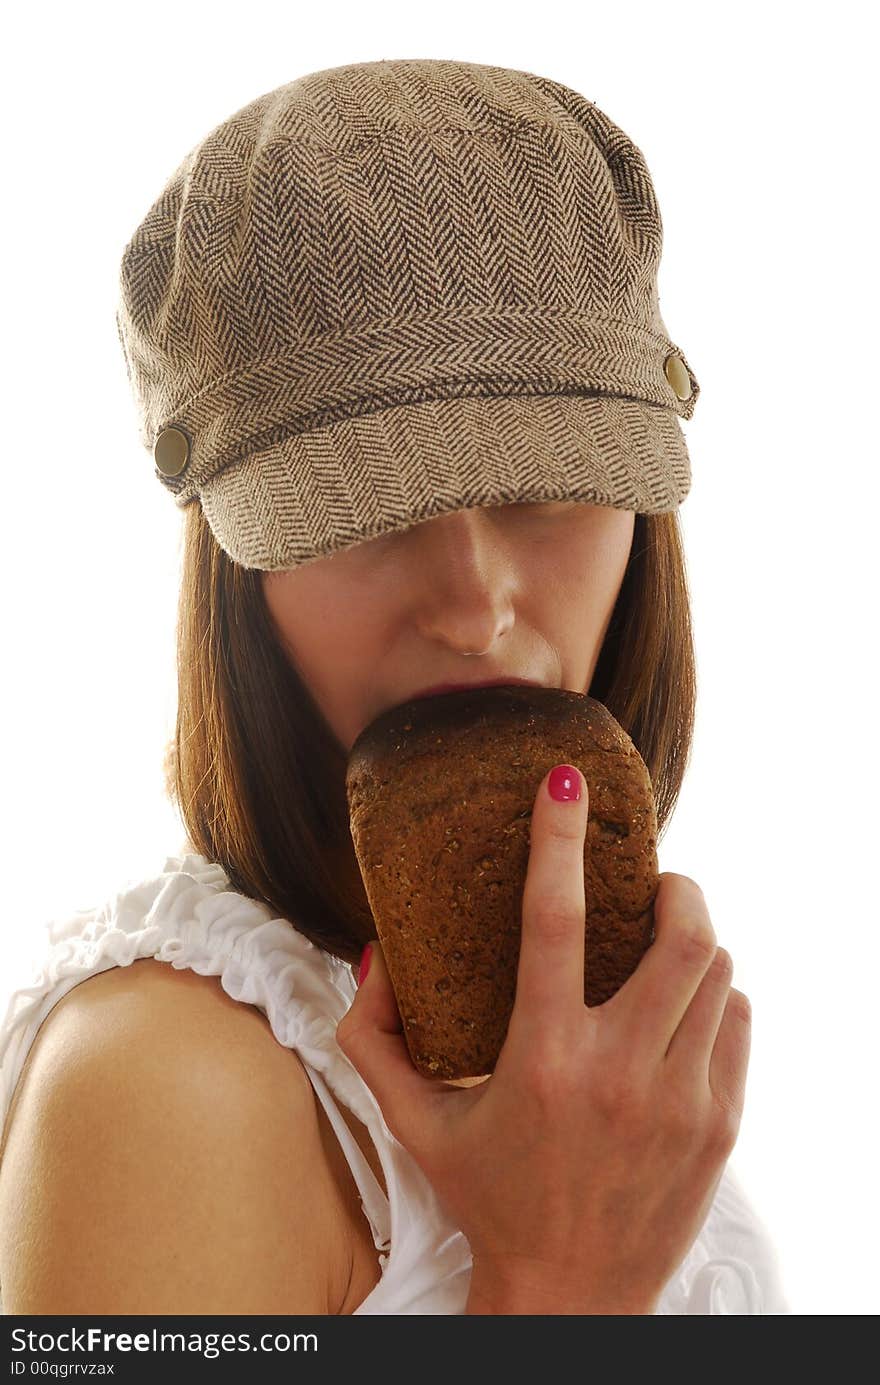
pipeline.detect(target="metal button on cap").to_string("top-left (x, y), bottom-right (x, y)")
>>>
top-left (664, 354), bottom-right (692, 402)
top-left (154, 425), bottom-right (191, 477)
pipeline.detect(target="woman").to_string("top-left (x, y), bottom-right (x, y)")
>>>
top-left (0, 58), bottom-right (789, 1314)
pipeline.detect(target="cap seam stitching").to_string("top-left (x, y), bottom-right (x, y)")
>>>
top-left (260, 118), bottom-right (590, 158)
top-left (156, 309), bottom-right (687, 428)
top-left (161, 383), bottom-right (685, 492)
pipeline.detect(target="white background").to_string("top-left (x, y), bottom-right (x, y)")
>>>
top-left (2, 0), bottom-right (877, 1316)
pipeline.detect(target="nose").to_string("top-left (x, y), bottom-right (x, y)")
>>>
top-left (406, 507), bottom-right (516, 654)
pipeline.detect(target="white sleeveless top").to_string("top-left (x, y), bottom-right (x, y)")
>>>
top-left (0, 851), bottom-right (790, 1315)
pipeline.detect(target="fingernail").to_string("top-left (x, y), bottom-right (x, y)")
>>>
top-left (357, 942), bottom-right (373, 987)
top-left (548, 764), bottom-right (582, 802)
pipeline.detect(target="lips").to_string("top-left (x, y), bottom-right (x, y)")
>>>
top-left (407, 677), bottom-right (545, 701)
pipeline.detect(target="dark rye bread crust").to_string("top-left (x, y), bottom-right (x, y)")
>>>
top-left (346, 686), bottom-right (659, 1080)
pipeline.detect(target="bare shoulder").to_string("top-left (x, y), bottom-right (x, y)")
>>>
top-left (4, 957), bottom-right (311, 1131)
top-left (40, 952), bottom-right (262, 1031)
top-left (0, 956), bottom-right (355, 1314)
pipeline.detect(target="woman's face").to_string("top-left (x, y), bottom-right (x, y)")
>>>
top-left (261, 500), bottom-right (636, 754)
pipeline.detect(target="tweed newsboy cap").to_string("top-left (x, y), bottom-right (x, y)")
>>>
top-left (115, 58), bottom-right (700, 571)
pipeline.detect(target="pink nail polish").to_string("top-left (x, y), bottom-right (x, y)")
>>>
top-left (357, 942), bottom-right (373, 986)
top-left (548, 764), bottom-right (581, 802)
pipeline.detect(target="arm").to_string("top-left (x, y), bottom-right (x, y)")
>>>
top-left (464, 1263), bottom-right (659, 1315)
top-left (0, 958), bottom-right (352, 1314)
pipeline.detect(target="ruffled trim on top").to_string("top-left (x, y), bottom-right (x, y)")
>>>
top-left (1, 853), bottom-right (375, 1126)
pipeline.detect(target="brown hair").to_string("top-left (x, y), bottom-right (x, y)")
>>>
top-left (164, 502), bottom-right (696, 969)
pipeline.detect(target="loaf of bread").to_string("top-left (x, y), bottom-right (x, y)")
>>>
top-left (346, 686), bottom-right (658, 1080)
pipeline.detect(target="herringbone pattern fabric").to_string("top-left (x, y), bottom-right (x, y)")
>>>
top-left (116, 58), bottom-right (700, 570)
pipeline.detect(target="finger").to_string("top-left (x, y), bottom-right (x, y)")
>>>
top-left (664, 946), bottom-right (733, 1074)
top-left (335, 941), bottom-right (445, 1157)
top-left (708, 987), bottom-right (751, 1122)
top-left (603, 874), bottom-right (718, 1063)
top-left (508, 764), bottom-right (590, 1045)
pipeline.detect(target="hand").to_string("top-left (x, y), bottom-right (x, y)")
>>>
top-left (336, 764), bottom-right (751, 1314)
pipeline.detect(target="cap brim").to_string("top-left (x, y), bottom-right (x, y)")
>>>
top-left (196, 390), bottom-right (692, 571)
